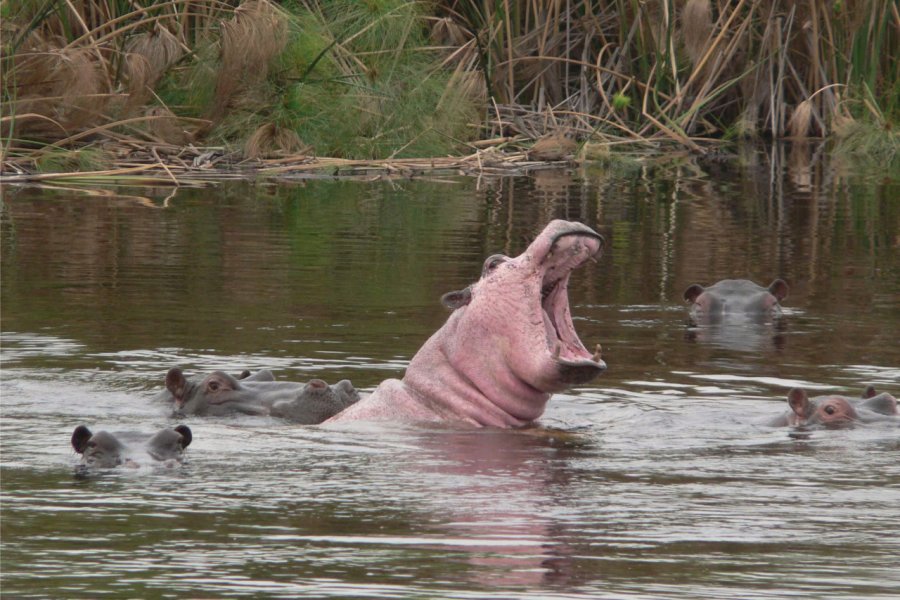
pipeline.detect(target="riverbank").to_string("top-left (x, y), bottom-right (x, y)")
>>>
top-left (2, 0), bottom-right (897, 181)
top-left (0, 140), bottom-right (582, 186)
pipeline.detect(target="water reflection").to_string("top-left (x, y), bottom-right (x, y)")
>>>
top-left (406, 428), bottom-right (587, 587)
top-left (684, 319), bottom-right (788, 352)
top-left (1, 145), bottom-right (899, 598)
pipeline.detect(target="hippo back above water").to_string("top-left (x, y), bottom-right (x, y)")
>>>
top-left (768, 385), bottom-right (898, 429)
top-left (684, 279), bottom-right (789, 325)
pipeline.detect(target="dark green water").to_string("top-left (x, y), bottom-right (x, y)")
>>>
top-left (2, 147), bottom-right (898, 598)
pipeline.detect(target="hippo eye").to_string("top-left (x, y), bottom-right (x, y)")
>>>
top-left (208, 380), bottom-right (219, 392)
top-left (482, 254), bottom-right (508, 276)
top-left (824, 405), bottom-right (836, 415)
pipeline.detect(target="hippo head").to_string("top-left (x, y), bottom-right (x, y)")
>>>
top-left (404, 220), bottom-right (606, 425)
top-left (71, 425), bottom-right (124, 468)
top-left (309, 378), bottom-right (360, 409)
top-left (683, 279), bottom-right (788, 324)
top-left (71, 425), bottom-right (192, 468)
top-left (787, 388), bottom-right (859, 428)
top-left (858, 385), bottom-right (899, 417)
top-left (166, 368), bottom-right (245, 415)
top-left (270, 378), bottom-right (361, 424)
top-left (333, 379), bottom-right (361, 408)
top-left (146, 425), bottom-right (192, 461)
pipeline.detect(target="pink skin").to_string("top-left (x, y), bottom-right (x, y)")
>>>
top-left (771, 386), bottom-right (898, 428)
top-left (787, 389), bottom-right (858, 428)
top-left (327, 220), bottom-right (607, 428)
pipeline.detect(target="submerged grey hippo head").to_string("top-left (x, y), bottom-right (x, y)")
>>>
top-left (683, 279), bottom-right (789, 325)
top-left (328, 219), bottom-right (607, 427)
top-left (71, 424), bottom-right (192, 468)
top-left (270, 378), bottom-right (360, 424)
top-left (769, 385), bottom-right (898, 428)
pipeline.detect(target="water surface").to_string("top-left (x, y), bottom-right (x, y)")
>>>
top-left (2, 146), bottom-right (899, 598)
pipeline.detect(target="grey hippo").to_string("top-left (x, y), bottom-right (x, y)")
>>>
top-left (71, 424), bottom-right (192, 468)
top-left (768, 385), bottom-right (898, 428)
top-left (327, 219), bottom-right (607, 427)
top-left (683, 278), bottom-right (789, 325)
top-left (163, 368), bottom-right (359, 424)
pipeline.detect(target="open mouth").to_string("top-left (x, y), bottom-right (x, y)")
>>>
top-left (539, 230), bottom-right (606, 382)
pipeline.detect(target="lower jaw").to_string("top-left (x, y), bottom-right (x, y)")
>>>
top-left (555, 362), bottom-right (606, 386)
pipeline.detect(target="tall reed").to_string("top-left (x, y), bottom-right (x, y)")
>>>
top-left (437, 0), bottom-right (897, 148)
top-left (2, 0), bottom-right (896, 170)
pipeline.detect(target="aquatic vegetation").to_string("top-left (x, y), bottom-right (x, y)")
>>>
top-left (442, 0), bottom-right (898, 146)
top-left (1, 0), bottom-right (479, 167)
top-left (0, 0), bottom-right (896, 174)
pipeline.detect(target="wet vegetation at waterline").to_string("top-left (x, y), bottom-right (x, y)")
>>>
top-left (2, 0), bottom-right (898, 179)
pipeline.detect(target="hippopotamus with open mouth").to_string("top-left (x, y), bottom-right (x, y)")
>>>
top-left (71, 424), bottom-right (192, 468)
top-left (768, 385), bottom-right (898, 428)
top-left (327, 219), bottom-right (607, 427)
top-left (163, 368), bottom-right (359, 423)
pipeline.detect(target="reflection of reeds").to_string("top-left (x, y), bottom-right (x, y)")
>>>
top-left (1, 0), bottom-right (896, 173)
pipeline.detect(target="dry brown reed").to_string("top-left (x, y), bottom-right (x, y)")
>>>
top-left (5, 33), bottom-right (111, 138)
top-left (123, 25), bottom-right (183, 110)
top-left (144, 106), bottom-right (190, 145)
top-left (681, 0), bottom-right (713, 68)
top-left (209, 0), bottom-right (288, 124)
top-left (244, 123), bottom-right (309, 159)
top-left (787, 100), bottom-right (815, 139)
top-left (436, 0), bottom-right (896, 151)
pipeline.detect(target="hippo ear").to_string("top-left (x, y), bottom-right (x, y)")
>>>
top-left (768, 279), bottom-right (789, 301)
top-left (787, 388), bottom-right (811, 418)
top-left (441, 287), bottom-right (472, 310)
top-left (683, 284), bottom-right (705, 303)
top-left (862, 384), bottom-right (878, 399)
top-left (174, 425), bottom-right (192, 449)
top-left (71, 425), bottom-right (92, 454)
top-left (166, 368), bottom-right (188, 401)
top-left (238, 370), bottom-right (251, 380)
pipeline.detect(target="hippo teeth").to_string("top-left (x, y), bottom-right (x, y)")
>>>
top-left (541, 282), bottom-right (557, 301)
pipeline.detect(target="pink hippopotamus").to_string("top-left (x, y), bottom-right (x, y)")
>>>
top-left (769, 385), bottom-right (898, 428)
top-left (327, 219), bottom-right (607, 428)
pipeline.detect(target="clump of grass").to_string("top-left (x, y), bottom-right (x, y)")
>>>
top-left (155, 0), bottom-right (479, 159)
top-left (122, 24), bottom-right (184, 112)
top-left (832, 107), bottom-right (899, 165)
top-left (34, 146), bottom-right (113, 173)
top-left (2, 0), bottom-right (480, 168)
top-left (244, 122), bottom-right (308, 159)
top-left (285, 0), bottom-right (478, 158)
top-left (3, 34), bottom-right (110, 138)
